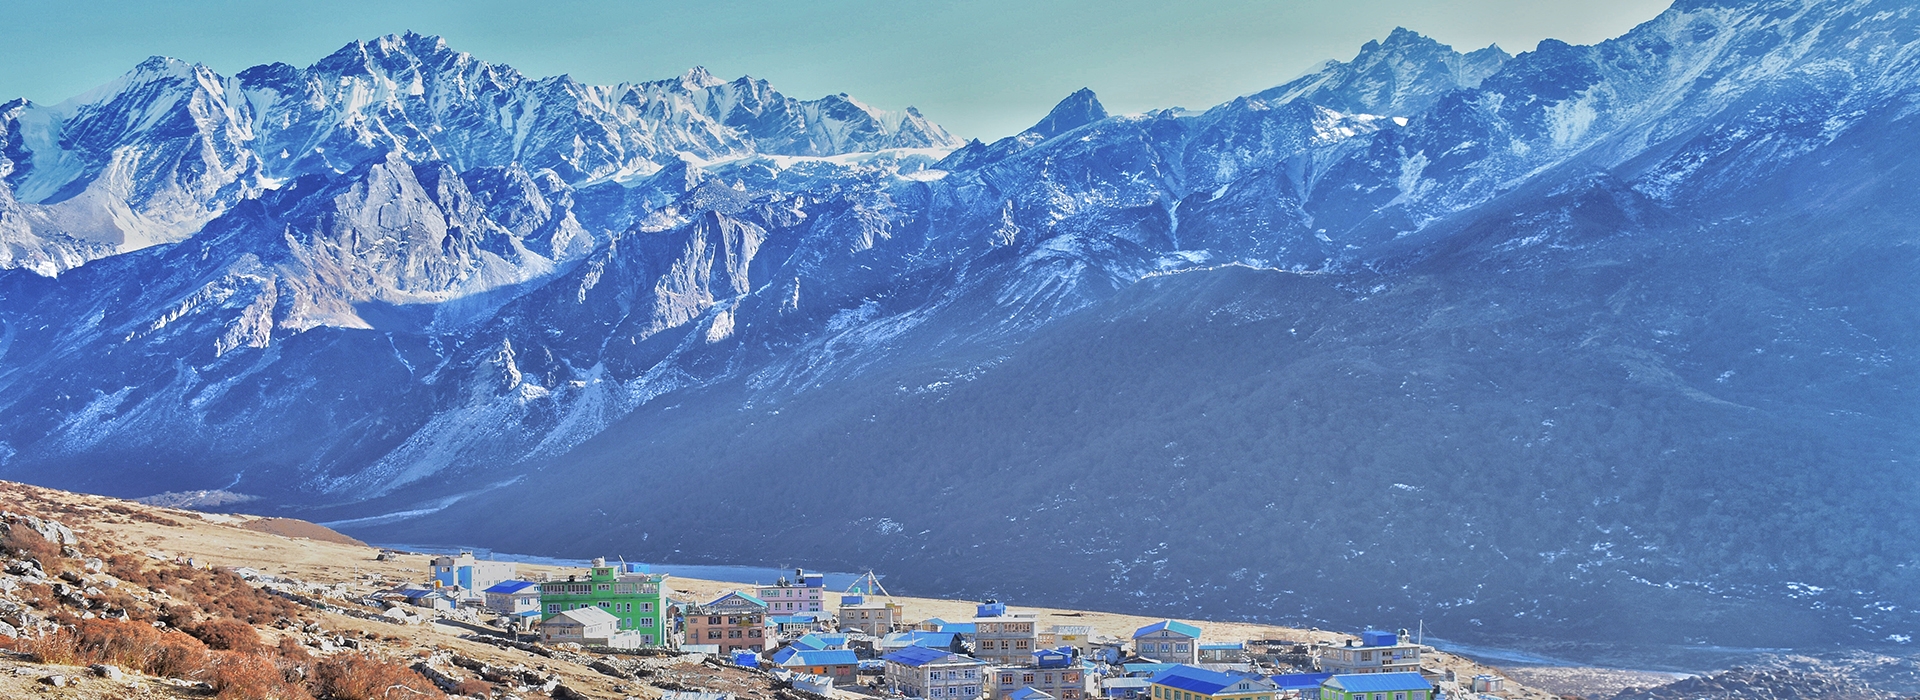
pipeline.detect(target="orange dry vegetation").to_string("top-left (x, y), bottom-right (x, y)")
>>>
top-left (314, 653), bottom-right (445, 700)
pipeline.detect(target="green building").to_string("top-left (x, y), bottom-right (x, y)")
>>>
top-left (538, 558), bottom-right (674, 647)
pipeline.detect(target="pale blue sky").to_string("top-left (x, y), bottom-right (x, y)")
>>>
top-left (2, 1), bottom-right (1672, 139)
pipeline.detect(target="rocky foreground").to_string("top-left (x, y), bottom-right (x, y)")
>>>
top-left (0, 480), bottom-right (870, 700)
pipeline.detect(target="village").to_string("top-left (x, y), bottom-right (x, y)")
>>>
top-left (383, 553), bottom-right (1516, 700)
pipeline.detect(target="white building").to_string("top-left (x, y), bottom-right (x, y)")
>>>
top-left (884, 646), bottom-right (994, 700)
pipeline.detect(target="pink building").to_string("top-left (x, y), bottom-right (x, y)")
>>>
top-left (756, 569), bottom-right (826, 615)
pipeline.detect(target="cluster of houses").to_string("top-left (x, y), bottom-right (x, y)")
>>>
top-left (380, 553), bottom-right (1501, 700)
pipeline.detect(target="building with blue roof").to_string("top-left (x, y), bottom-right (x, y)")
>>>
top-left (429, 552), bottom-right (516, 596)
top-left (482, 580), bottom-right (541, 617)
top-left (1007, 688), bottom-right (1055, 700)
top-left (972, 600), bottom-right (1040, 666)
top-left (776, 648), bottom-right (861, 685)
top-left (791, 633), bottom-right (849, 651)
top-left (881, 631), bottom-right (964, 654)
top-left (1147, 665), bottom-right (1278, 700)
top-left (883, 647), bottom-right (991, 700)
top-left (1197, 643), bottom-right (1246, 664)
top-left (1318, 672), bottom-right (1432, 700)
top-left (1319, 631), bottom-right (1421, 675)
top-left (1133, 621), bottom-right (1203, 663)
top-left (1101, 677), bottom-right (1151, 699)
top-left (770, 615), bottom-right (817, 636)
top-left (1269, 673), bottom-right (1331, 695)
top-left (989, 647), bottom-right (1089, 700)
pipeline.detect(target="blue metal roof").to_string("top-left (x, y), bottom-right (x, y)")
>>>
top-left (483, 580), bottom-right (538, 594)
top-left (885, 631), bottom-right (958, 649)
top-left (780, 649), bottom-right (859, 667)
top-left (1359, 630), bottom-right (1400, 647)
top-left (1125, 663), bottom-right (1177, 675)
top-left (1323, 673), bottom-right (1433, 693)
top-left (1269, 673), bottom-right (1331, 690)
top-left (1033, 647), bottom-right (1073, 668)
top-left (883, 646), bottom-right (982, 668)
top-left (1150, 666), bottom-right (1274, 696)
top-left (1133, 620), bottom-right (1203, 639)
top-left (1198, 643), bottom-right (1243, 650)
top-left (1150, 666), bottom-right (1237, 695)
top-left (939, 622), bottom-right (977, 634)
top-left (1007, 688), bottom-right (1055, 700)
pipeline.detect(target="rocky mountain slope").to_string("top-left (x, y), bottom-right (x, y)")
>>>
top-left (4, 0), bottom-right (1920, 656)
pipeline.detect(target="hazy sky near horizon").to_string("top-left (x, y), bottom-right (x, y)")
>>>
top-left (3, 1), bottom-right (1672, 140)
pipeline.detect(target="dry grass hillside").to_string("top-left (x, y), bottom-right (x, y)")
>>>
top-left (0, 480), bottom-right (1566, 700)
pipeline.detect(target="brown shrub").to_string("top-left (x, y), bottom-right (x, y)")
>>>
top-left (193, 618), bottom-right (265, 653)
top-left (25, 618), bottom-right (213, 679)
top-left (0, 524), bottom-right (60, 563)
top-left (19, 627), bottom-right (82, 665)
top-left (314, 653), bottom-right (445, 700)
top-left (206, 650), bottom-right (312, 700)
top-left (277, 636), bottom-right (312, 662)
top-left (452, 679), bottom-right (492, 697)
top-left (151, 631), bottom-right (213, 679)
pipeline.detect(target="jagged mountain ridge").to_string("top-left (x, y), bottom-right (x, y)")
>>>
top-left (0, 31), bottom-right (957, 276)
top-left (4, 0), bottom-right (1920, 654)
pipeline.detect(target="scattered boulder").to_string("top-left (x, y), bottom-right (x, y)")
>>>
top-left (2, 512), bottom-right (79, 546)
top-left (589, 659), bottom-right (633, 679)
top-left (40, 674), bottom-right (69, 687)
top-left (90, 664), bottom-right (124, 681)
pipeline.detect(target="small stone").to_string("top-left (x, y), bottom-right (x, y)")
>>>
top-left (90, 664), bottom-right (124, 681)
top-left (41, 674), bottom-right (69, 687)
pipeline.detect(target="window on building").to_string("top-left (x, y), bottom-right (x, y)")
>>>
top-left (708, 631), bottom-right (722, 639)
top-left (547, 604), bottom-right (560, 613)
top-left (750, 629), bottom-right (762, 638)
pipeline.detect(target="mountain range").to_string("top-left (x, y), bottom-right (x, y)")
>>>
top-left (4, 0), bottom-right (1919, 660)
